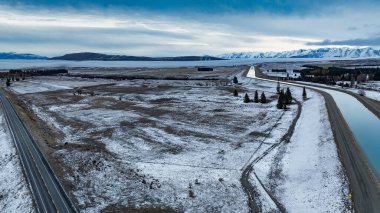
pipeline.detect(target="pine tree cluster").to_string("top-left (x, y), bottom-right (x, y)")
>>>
top-left (244, 91), bottom-right (267, 104)
top-left (277, 87), bottom-right (292, 109)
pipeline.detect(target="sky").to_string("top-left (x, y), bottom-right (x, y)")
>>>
top-left (1, 0), bottom-right (380, 56)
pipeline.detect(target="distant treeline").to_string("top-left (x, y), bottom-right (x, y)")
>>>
top-left (67, 73), bottom-right (225, 81)
top-left (300, 66), bottom-right (380, 81)
top-left (8, 69), bottom-right (68, 76)
top-left (301, 66), bottom-right (380, 79)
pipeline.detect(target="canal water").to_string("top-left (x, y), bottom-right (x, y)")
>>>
top-left (248, 67), bottom-right (380, 177)
top-left (314, 88), bottom-right (380, 178)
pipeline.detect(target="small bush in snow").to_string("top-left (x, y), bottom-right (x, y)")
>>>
top-left (233, 89), bottom-right (238, 97)
top-left (195, 179), bottom-right (200, 185)
top-left (233, 76), bottom-right (238, 84)
top-left (188, 190), bottom-right (195, 198)
top-left (358, 89), bottom-right (366, 96)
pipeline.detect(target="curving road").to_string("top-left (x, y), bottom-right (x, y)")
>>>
top-left (0, 90), bottom-right (76, 213)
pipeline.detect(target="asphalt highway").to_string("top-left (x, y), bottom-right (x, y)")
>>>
top-left (0, 90), bottom-right (76, 213)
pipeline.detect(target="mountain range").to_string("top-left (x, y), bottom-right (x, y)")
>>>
top-left (1, 48), bottom-right (380, 61)
top-left (49, 52), bottom-right (223, 61)
top-left (218, 47), bottom-right (380, 59)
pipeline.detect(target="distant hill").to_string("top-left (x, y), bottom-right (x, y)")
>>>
top-left (0, 52), bottom-right (48, 60)
top-left (50, 52), bottom-right (224, 61)
top-left (219, 47), bottom-right (380, 59)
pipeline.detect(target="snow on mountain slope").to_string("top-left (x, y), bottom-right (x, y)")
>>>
top-left (219, 47), bottom-right (380, 59)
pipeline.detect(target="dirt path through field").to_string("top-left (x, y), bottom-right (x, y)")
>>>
top-left (240, 100), bottom-right (301, 213)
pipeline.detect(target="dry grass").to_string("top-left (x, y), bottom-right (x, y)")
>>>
top-left (102, 205), bottom-right (177, 213)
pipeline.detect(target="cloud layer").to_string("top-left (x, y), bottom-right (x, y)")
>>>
top-left (307, 37), bottom-right (380, 46)
top-left (1, 1), bottom-right (380, 56)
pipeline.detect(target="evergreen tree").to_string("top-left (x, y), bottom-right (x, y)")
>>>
top-left (233, 89), bottom-right (238, 97)
top-left (302, 87), bottom-right (307, 100)
top-left (260, 92), bottom-right (266, 103)
top-left (254, 90), bottom-right (259, 103)
top-left (244, 93), bottom-right (250, 103)
top-left (6, 79), bottom-right (11, 87)
top-left (233, 76), bottom-right (238, 84)
top-left (285, 87), bottom-right (292, 104)
top-left (276, 81), bottom-right (280, 94)
top-left (277, 90), bottom-right (284, 109)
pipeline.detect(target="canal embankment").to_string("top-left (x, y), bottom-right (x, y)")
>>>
top-left (248, 66), bottom-right (380, 213)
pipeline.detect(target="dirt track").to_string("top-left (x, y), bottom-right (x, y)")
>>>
top-left (240, 100), bottom-right (302, 213)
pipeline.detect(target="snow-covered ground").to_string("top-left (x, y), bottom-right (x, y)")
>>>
top-left (348, 82), bottom-right (380, 102)
top-left (278, 91), bottom-right (350, 212)
top-left (8, 76), bottom-right (111, 94)
top-left (246, 67), bottom-right (352, 212)
top-left (0, 111), bottom-right (34, 212)
top-left (262, 70), bottom-right (301, 78)
top-left (349, 88), bottom-right (380, 102)
top-left (13, 73), bottom-right (298, 212)
top-left (252, 88), bottom-right (351, 212)
top-left (7, 67), bottom-right (352, 212)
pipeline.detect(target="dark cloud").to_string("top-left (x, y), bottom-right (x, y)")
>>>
top-left (306, 37), bottom-right (380, 46)
top-left (4, 0), bottom-right (379, 15)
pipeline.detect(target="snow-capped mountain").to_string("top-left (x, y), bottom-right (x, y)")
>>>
top-left (0, 52), bottom-right (48, 60)
top-left (218, 47), bottom-right (380, 59)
